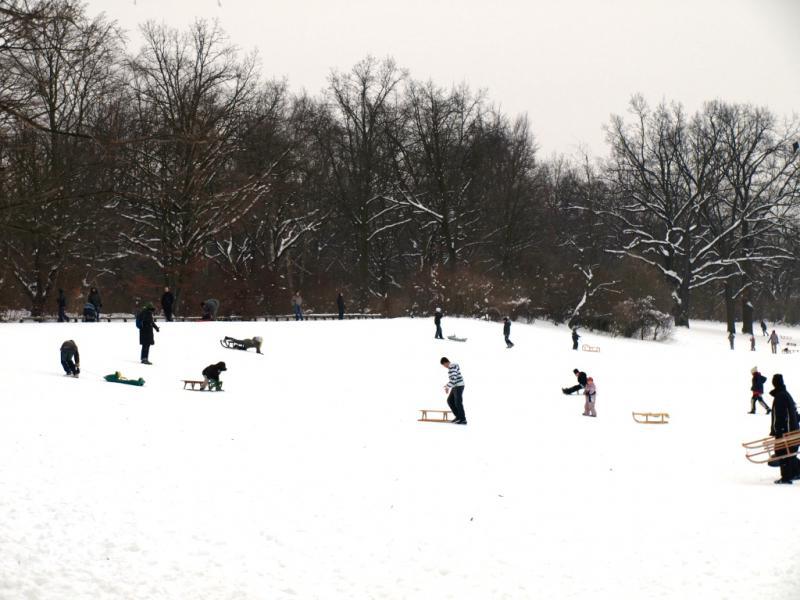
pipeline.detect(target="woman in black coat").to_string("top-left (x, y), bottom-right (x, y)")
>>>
top-left (139, 304), bottom-right (159, 365)
top-left (769, 374), bottom-right (800, 484)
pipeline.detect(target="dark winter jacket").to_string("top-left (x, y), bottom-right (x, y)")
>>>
top-left (577, 371), bottom-right (588, 387)
top-left (202, 362), bottom-right (227, 381)
top-left (60, 340), bottom-right (79, 362)
top-left (434, 312), bottom-right (442, 326)
top-left (337, 294), bottom-right (345, 311)
top-left (202, 299), bottom-right (219, 320)
top-left (139, 308), bottom-right (159, 345)
top-left (572, 330), bottom-right (580, 342)
top-left (770, 382), bottom-right (799, 439)
top-left (503, 320), bottom-right (511, 336)
top-left (57, 291), bottom-right (66, 309)
top-left (88, 289), bottom-right (102, 309)
top-left (161, 291), bottom-right (174, 310)
top-left (751, 372), bottom-right (767, 395)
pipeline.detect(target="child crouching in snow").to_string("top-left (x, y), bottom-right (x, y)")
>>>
top-left (583, 377), bottom-right (597, 417)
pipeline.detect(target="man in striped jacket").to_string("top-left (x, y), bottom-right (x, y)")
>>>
top-left (441, 357), bottom-right (467, 425)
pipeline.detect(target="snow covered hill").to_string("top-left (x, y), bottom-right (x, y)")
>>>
top-left (1, 317), bottom-right (798, 599)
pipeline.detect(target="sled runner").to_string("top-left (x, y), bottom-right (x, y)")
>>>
top-left (183, 380), bottom-right (205, 390)
top-left (104, 372), bottom-right (144, 386)
top-left (220, 336), bottom-right (263, 353)
top-left (582, 344), bottom-right (601, 353)
top-left (418, 409), bottom-right (454, 423)
top-left (447, 335), bottom-right (467, 342)
top-left (742, 430), bottom-right (800, 464)
top-left (183, 379), bottom-right (223, 391)
top-left (632, 411), bottom-right (669, 424)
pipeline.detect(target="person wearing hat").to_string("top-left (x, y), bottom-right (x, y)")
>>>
top-left (139, 302), bottom-right (160, 365)
top-left (503, 317), bottom-right (514, 348)
top-left (768, 374), bottom-right (800, 484)
top-left (434, 308), bottom-right (444, 340)
top-left (201, 361), bottom-right (227, 391)
top-left (749, 367), bottom-right (770, 414)
top-left (582, 377), bottom-right (597, 417)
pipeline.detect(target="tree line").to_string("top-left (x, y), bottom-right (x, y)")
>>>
top-left (1, 0), bottom-right (799, 333)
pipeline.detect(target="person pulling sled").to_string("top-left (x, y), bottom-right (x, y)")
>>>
top-left (220, 336), bottom-right (263, 353)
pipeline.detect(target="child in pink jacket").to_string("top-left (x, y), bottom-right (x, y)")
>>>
top-left (583, 377), bottom-right (597, 417)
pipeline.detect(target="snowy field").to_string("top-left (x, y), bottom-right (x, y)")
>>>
top-left (1, 317), bottom-right (799, 599)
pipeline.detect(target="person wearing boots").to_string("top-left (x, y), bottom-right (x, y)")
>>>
top-left (201, 361), bottom-right (227, 391)
top-left (572, 328), bottom-right (580, 350)
top-left (769, 373), bottom-right (800, 484)
top-left (582, 377), bottom-right (597, 417)
top-left (161, 286), bottom-right (175, 322)
top-left (60, 340), bottom-right (80, 377)
top-left (441, 357), bottom-right (466, 424)
top-left (563, 369), bottom-right (588, 395)
top-left (434, 308), bottom-right (444, 339)
top-left (503, 317), bottom-right (514, 348)
top-left (749, 367), bottom-right (770, 414)
top-left (139, 303), bottom-right (159, 365)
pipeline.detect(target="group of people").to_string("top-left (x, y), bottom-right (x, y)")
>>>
top-left (292, 291), bottom-right (347, 321)
top-left (432, 309), bottom-right (516, 349)
top-left (561, 368), bottom-right (597, 417)
top-left (728, 322), bottom-right (782, 353)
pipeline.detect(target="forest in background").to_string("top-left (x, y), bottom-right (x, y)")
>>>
top-left (1, 0), bottom-right (799, 333)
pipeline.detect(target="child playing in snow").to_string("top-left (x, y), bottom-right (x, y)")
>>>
top-left (60, 340), bottom-right (80, 377)
top-left (582, 377), bottom-right (597, 417)
top-left (201, 361), bottom-right (227, 391)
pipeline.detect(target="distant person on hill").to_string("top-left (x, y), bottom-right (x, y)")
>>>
top-left (59, 340), bottom-right (80, 377)
top-left (434, 307), bottom-right (443, 339)
top-left (139, 303), bottom-right (159, 364)
top-left (292, 291), bottom-right (304, 321)
top-left (572, 328), bottom-right (580, 350)
top-left (441, 356), bottom-right (466, 424)
top-left (563, 369), bottom-right (588, 395)
top-left (749, 367), bottom-right (770, 415)
top-left (760, 320), bottom-right (768, 336)
top-left (336, 292), bottom-right (345, 320)
top-left (503, 317), bottom-right (514, 348)
top-left (769, 330), bottom-right (780, 354)
top-left (750, 335), bottom-right (756, 351)
top-left (769, 373), bottom-right (800, 484)
top-left (201, 299), bottom-right (219, 321)
top-left (87, 287), bottom-right (102, 321)
top-left (201, 361), bottom-right (227, 391)
top-left (728, 331), bottom-right (735, 350)
top-left (57, 289), bottom-right (67, 323)
top-left (582, 377), bottom-right (597, 417)
top-left (161, 286), bottom-right (175, 322)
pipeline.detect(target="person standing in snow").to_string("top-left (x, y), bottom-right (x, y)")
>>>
top-left (582, 377), bottom-right (597, 417)
top-left (292, 291), bottom-right (304, 321)
top-left (768, 374), bottom-right (800, 484)
top-left (563, 369), bottom-right (588, 395)
top-left (139, 303), bottom-right (159, 364)
top-left (57, 289), bottom-right (67, 322)
top-left (161, 286), bottom-right (175, 322)
top-left (434, 307), bottom-right (444, 340)
top-left (572, 328), bottom-right (580, 351)
top-left (749, 367), bottom-right (770, 414)
top-left (760, 320), bottom-right (768, 336)
top-left (503, 317), bottom-right (514, 348)
top-left (336, 292), bottom-right (345, 320)
top-left (201, 361), bottom-right (227, 391)
top-left (441, 356), bottom-right (466, 424)
top-left (750, 335), bottom-right (756, 351)
top-left (728, 331), bottom-right (735, 350)
top-left (60, 339), bottom-right (80, 377)
top-left (87, 286), bottom-right (102, 321)
top-left (769, 330), bottom-right (780, 354)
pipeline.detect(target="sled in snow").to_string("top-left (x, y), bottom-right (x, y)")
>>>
top-left (582, 344), bottom-right (601, 353)
top-left (104, 372), bottom-right (144, 386)
top-left (742, 430), bottom-right (800, 464)
top-left (632, 411), bottom-right (669, 424)
top-left (447, 335), bottom-right (467, 342)
top-left (182, 380), bottom-right (223, 391)
top-left (418, 409), bottom-right (454, 423)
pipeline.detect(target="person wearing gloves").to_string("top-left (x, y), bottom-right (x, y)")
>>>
top-left (582, 377), bottom-right (597, 417)
top-left (768, 374), bottom-right (800, 484)
top-left (441, 356), bottom-right (466, 424)
top-left (201, 361), bottom-right (227, 391)
top-left (749, 367), bottom-right (770, 415)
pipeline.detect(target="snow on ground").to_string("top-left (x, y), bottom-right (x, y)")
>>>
top-left (0, 317), bottom-right (799, 599)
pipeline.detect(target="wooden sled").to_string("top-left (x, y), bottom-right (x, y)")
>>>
top-left (742, 430), bottom-right (800, 464)
top-left (632, 411), bottom-right (669, 424)
top-left (104, 372), bottom-right (145, 386)
top-left (182, 379), bottom-right (223, 391)
top-left (582, 344), bottom-right (600, 353)
top-left (418, 409), bottom-right (454, 423)
top-left (447, 335), bottom-right (467, 342)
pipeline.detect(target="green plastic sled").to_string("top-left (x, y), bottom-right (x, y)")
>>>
top-left (104, 372), bottom-right (145, 386)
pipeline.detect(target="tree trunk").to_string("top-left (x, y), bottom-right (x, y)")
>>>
top-left (741, 293), bottom-right (754, 334)
top-left (723, 280), bottom-right (736, 333)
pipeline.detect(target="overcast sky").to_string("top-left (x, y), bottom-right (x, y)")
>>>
top-left (85, 0), bottom-right (800, 157)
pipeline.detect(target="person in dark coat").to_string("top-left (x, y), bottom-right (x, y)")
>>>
top-left (336, 292), bottom-right (345, 320)
top-left (201, 361), bottom-right (227, 391)
top-left (760, 320), bottom-right (768, 336)
top-left (87, 287), bottom-right (102, 321)
top-left (728, 331), bottom-right (735, 350)
top-left (769, 374), bottom-right (800, 484)
top-left (434, 308), bottom-right (443, 339)
top-left (57, 289), bottom-right (67, 322)
top-left (563, 369), bottom-right (588, 395)
top-left (161, 286), bottom-right (175, 322)
top-left (749, 335), bottom-right (756, 351)
top-left (572, 328), bottom-right (580, 350)
top-left (139, 303), bottom-right (159, 364)
top-left (60, 339), bottom-right (80, 376)
top-left (201, 298), bottom-right (219, 321)
top-left (503, 317), bottom-right (514, 348)
top-left (749, 367), bottom-right (770, 414)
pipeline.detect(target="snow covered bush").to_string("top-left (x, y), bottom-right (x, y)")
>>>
top-left (611, 296), bottom-right (673, 341)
